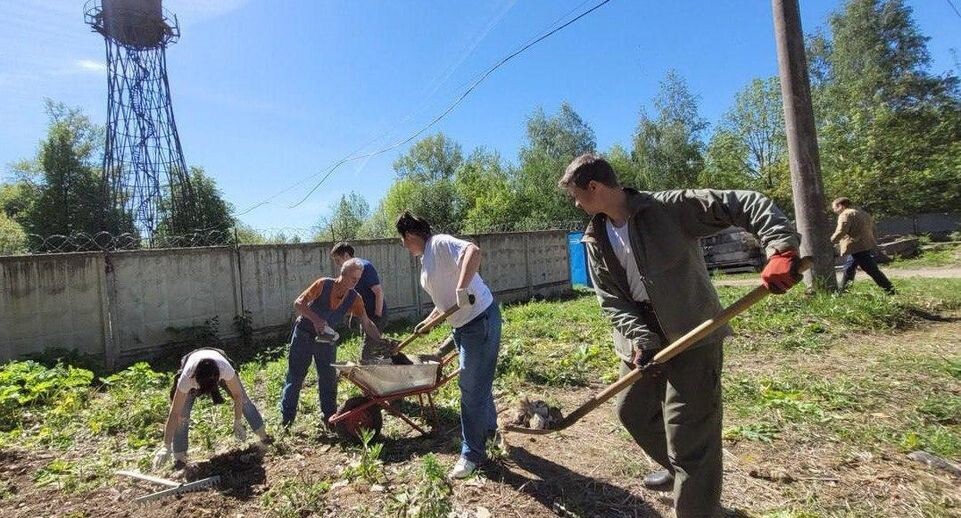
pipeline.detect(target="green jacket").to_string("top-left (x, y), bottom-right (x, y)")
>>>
top-left (583, 189), bottom-right (800, 361)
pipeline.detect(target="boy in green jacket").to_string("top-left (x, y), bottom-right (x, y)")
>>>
top-left (560, 153), bottom-right (801, 517)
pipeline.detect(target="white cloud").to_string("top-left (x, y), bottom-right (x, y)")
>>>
top-left (75, 59), bottom-right (106, 73)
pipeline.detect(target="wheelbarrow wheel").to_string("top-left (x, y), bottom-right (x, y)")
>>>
top-left (333, 396), bottom-right (383, 443)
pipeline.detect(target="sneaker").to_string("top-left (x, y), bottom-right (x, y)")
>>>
top-left (449, 457), bottom-right (477, 479)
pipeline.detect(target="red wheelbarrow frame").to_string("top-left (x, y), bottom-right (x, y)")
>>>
top-left (328, 349), bottom-right (460, 438)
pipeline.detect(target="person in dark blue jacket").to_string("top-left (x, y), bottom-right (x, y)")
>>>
top-left (330, 242), bottom-right (388, 330)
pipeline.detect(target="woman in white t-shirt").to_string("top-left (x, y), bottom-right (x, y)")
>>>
top-left (396, 212), bottom-right (502, 479)
top-left (153, 348), bottom-right (270, 470)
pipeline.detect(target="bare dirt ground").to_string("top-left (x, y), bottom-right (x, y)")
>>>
top-left (2, 316), bottom-right (960, 517)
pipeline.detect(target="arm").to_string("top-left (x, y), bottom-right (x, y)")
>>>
top-left (668, 189), bottom-right (800, 256)
top-left (360, 314), bottom-right (382, 341)
top-left (162, 389), bottom-right (188, 447)
top-left (586, 244), bottom-right (663, 351)
top-left (223, 376), bottom-right (245, 420)
top-left (456, 243), bottom-right (482, 290)
top-left (293, 280), bottom-right (328, 332)
top-left (371, 284), bottom-right (385, 317)
top-left (830, 212), bottom-right (850, 244)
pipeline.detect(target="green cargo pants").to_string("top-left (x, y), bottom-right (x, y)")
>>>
top-left (615, 341), bottom-right (723, 518)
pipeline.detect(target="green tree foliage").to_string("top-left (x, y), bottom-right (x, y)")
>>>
top-left (0, 212), bottom-right (27, 255)
top-left (392, 133), bottom-right (464, 182)
top-left (632, 70), bottom-right (708, 190)
top-left (703, 77), bottom-right (792, 210)
top-left (809, 0), bottom-right (961, 217)
top-left (454, 149), bottom-right (517, 233)
top-left (513, 103), bottom-right (596, 225)
top-left (9, 101), bottom-right (125, 240)
top-left (314, 192), bottom-right (370, 242)
top-left (162, 167), bottom-right (235, 236)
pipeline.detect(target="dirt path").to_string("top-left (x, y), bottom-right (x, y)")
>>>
top-left (714, 266), bottom-right (961, 287)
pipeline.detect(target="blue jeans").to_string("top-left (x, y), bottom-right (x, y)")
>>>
top-left (172, 383), bottom-right (264, 457)
top-left (280, 326), bottom-right (338, 425)
top-left (452, 302), bottom-right (502, 464)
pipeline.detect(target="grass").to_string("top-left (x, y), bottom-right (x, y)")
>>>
top-left (0, 277), bottom-right (960, 515)
top-left (888, 242), bottom-right (961, 269)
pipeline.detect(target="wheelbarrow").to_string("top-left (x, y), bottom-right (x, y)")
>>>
top-left (327, 303), bottom-right (463, 442)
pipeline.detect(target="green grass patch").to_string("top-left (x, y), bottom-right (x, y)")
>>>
top-left (888, 243), bottom-right (961, 269)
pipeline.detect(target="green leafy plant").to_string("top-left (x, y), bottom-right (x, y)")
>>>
top-left (387, 453), bottom-right (452, 518)
top-left (342, 428), bottom-right (385, 483)
top-left (260, 475), bottom-right (331, 518)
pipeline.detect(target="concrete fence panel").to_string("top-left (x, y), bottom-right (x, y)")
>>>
top-left (109, 247), bottom-right (241, 360)
top-left (0, 253), bottom-right (106, 360)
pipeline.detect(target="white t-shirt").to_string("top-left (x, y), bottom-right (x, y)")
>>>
top-left (176, 349), bottom-right (236, 394)
top-left (420, 234), bottom-right (494, 328)
top-left (605, 219), bottom-right (650, 303)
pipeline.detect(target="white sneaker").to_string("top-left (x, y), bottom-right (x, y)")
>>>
top-left (448, 457), bottom-right (477, 479)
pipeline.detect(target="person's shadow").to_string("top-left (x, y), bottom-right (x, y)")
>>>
top-left (184, 444), bottom-right (266, 500)
top-left (491, 446), bottom-right (664, 517)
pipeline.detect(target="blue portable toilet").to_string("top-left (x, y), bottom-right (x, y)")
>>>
top-left (568, 231), bottom-right (592, 287)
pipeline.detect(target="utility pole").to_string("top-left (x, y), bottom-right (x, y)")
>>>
top-left (772, 0), bottom-right (837, 292)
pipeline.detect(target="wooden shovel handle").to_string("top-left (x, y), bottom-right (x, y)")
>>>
top-left (391, 304), bottom-right (461, 355)
top-left (505, 257), bottom-right (812, 435)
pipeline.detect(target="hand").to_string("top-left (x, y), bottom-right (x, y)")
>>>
top-left (152, 445), bottom-right (172, 469)
top-left (456, 288), bottom-right (473, 308)
top-left (413, 318), bottom-right (431, 335)
top-left (233, 419), bottom-right (247, 441)
top-left (632, 348), bottom-right (657, 369)
top-left (314, 325), bottom-right (340, 344)
top-left (761, 250), bottom-right (801, 294)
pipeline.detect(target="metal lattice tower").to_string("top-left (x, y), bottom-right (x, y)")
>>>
top-left (85, 0), bottom-right (195, 239)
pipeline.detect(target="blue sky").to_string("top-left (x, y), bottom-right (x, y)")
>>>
top-left (2, 0), bottom-right (959, 234)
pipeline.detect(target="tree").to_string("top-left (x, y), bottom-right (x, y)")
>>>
top-left (605, 144), bottom-right (648, 190)
top-left (392, 133), bottom-right (464, 182)
top-left (0, 212), bottom-right (27, 255)
top-left (454, 148), bottom-right (519, 233)
top-left (703, 77), bottom-right (792, 210)
top-left (362, 178), bottom-right (462, 238)
top-left (162, 167), bottom-right (235, 238)
top-left (314, 192), bottom-right (370, 242)
top-left (811, 0), bottom-right (961, 216)
top-left (12, 101), bottom-right (114, 239)
top-left (632, 70), bottom-right (708, 190)
top-left (520, 102), bottom-right (596, 162)
top-left (512, 103), bottom-right (596, 227)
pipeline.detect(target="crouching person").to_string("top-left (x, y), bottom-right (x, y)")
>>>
top-left (280, 258), bottom-right (382, 428)
top-left (154, 348), bottom-right (269, 470)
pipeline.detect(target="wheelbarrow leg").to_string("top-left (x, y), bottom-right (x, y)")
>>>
top-left (379, 401), bottom-right (430, 436)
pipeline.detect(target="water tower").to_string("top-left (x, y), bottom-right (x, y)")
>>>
top-left (85, 0), bottom-right (196, 239)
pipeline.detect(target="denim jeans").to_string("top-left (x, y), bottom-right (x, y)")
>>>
top-left (841, 250), bottom-right (895, 293)
top-left (452, 302), bottom-right (502, 464)
top-left (172, 382), bottom-right (264, 457)
top-left (280, 326), bottom-right (338, 425)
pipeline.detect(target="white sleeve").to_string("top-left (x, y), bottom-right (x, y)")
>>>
top-left (176, 371), bottom-right (197, 393)
top-left (432, 235), bottom-right (468, 265)
top-left (218, 359), bottom-right (236, 382)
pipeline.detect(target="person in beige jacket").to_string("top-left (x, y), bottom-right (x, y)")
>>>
top-left (831, 197), bottom-right (895, 294)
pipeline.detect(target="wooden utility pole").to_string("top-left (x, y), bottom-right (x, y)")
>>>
top-left (772, 0), bottom-right (837, 291)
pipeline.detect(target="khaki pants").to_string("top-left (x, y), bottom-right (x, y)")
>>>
top-left (615, 342), bottom-right (723, 518)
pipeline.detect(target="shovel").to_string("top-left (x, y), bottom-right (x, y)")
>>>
top-left (505, 257), bottom-right (812, 435)
top-left (390, 294), bottom-right (475, 355)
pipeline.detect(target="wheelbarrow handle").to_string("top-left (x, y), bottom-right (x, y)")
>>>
top-left (505, 257), bottom-right (813, 435)
top-left (391, 303), bottom-right (462, 355)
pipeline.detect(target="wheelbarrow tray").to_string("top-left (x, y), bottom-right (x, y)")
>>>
top-left (332, 355), bottom-right (441, 397)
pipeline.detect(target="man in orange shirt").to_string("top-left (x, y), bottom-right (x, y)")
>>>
top-left (280, 258), bottom-right (382, 428)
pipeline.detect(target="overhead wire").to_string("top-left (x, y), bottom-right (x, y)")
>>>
top-left (234, 0), bottom-right (614, 215)
top-left (286, 0), bottom-right (612, 209)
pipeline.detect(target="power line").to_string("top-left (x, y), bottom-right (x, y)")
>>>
top-left (287, 0), bottom-right (612, 209)
top-left (234, 0), bottom-right (614, 215)
top-left (946, 0), bottom-right (961, 20)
